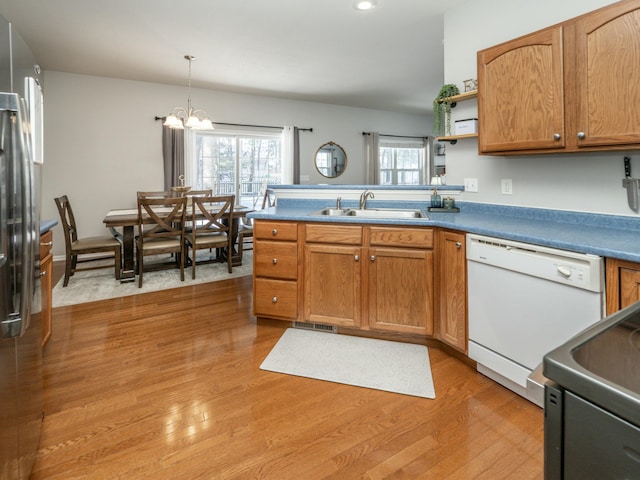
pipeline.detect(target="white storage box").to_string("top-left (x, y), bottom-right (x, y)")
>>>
top-left (454, 118), bottom-right (478, 135)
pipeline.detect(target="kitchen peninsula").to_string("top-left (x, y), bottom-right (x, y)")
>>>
top-left (249, 185), bottom-right (640, 262)
top-left (248, 185), bottom-right (640, 357)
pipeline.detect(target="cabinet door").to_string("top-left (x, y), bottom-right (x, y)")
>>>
top-left (438, 231), bottom-right (467, 353)
top-left (620, 267), bottom-right (640, 309)
top-left (39, 231), bottom-right (53, 348)
top-left (304, 244), bottom-right (361, 327)
top-left (574, 1), bottom-right (640, 148)
top-left (40, 252), bottom-right (52, 348)
top-left (367, 247), bottom-right (434, 335)
top-left (605, 257), bottom-right (640, 315)
top-left (478, 26), bottom-right (565, 153)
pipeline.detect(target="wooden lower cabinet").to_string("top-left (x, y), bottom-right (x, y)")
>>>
top-left (40, 229), bottom-right (53, 348)
top-left (367, 246), bottom-right (433, 335)
top-left (437, 230), bottom-right (467, 353)
top-left (304, 243), bottom-right (361, 327)
top-left (303, 224), bottom-right (435, 335)
top-left (303, 224), bottom-right (363, 327)
top-left (605, 257), bottom-right (640, 315)
top-left (252, 220), bottom-right (301, 320)
top-left (255, 221), bottom-right (470, 348)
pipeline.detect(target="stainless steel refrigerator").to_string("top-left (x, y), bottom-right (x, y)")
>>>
top-left (0, 17), bottom-right (44, 480)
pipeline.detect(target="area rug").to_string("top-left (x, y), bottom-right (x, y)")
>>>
top-left (260, 328), bottom-right (435, 398)
top-left (52, 251), bottom-right (252, 307)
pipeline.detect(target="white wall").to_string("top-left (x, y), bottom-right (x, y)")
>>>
top-left (444, 0), bottom-right (640, 215)
top-left (42, 71), bottom-right (430, 256)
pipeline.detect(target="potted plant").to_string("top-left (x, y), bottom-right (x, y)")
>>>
top-left (432, 84), bottom-right (460, 136)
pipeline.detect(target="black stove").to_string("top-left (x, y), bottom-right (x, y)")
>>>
top-left (543, 301), bottom-right (640, 479)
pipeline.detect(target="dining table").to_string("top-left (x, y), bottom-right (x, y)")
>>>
top-left (103, 204), bottom-right (253, 283)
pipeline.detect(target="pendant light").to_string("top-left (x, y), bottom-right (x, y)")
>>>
top-left (164, 55), bottom-right (214, 130)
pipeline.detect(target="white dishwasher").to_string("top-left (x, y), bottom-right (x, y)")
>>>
top-left (466, 233), bottom-right (605, 407)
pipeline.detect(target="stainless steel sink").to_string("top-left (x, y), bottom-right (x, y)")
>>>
top-left (312, 208), bottom-right (351, 216)
top-left (311, 207), bottom-right (428, 219)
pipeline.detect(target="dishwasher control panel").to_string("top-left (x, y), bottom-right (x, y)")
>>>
top-left (466, 234), bottom-right (603, 293)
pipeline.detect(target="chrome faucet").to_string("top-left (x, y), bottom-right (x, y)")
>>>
top-left (359, 190), bottom-right (374, 209)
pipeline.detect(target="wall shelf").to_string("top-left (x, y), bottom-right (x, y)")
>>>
top-left (435, 133), bottom-right (478, 145)
top-left (437, 90), bottom-right (478, 107)
top-left (435, 89), bottom-right (479, 143)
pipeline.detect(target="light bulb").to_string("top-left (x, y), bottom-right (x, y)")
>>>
top-left (354, 0), bottom-right (377, 11)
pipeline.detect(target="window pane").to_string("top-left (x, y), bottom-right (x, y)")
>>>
top-left (377, 143), bottom-right (425, 185)
top-left (193, 132), bottom-right (282, 209)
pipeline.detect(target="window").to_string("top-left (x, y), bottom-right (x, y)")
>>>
top-left (189, 129), bottom-right (283, 209)
top-left (378, 137), bottom-right (428, 185)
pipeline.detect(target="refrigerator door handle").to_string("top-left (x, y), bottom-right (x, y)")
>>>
top-left (0, 94), bottom-right (35, 339)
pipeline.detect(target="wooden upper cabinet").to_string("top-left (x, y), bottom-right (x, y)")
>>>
top-left (574, 1), bottom-right (640, 148)
top-left (478, 0), bottom-right (640, 155)
top-left (478, 26), bottom-right (565, 153)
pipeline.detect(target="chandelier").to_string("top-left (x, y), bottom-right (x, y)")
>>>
top-left (164, 55), bottom-right (214, 130)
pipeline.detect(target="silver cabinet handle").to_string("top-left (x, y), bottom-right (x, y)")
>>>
top-left (272, 296), bottom-right (278, 303)
top-left (553, 133), bottom-right (561, 141)
top-left (40, 241), bottom-right (53, 247)
top-left (577, 132), bottom-right (586, 139)
top-left (40, 270), bottom-right (47, 277)
top-left (354, 255), bottom-right (359, 261)
top-left (272, 258), bottom-right (277, 264)
top-left (370, 255), bottom-right (376, 262)
top-left (455, 242), bottom-right (462, 249)
top-left (272, 229), bottom-right (278, 236)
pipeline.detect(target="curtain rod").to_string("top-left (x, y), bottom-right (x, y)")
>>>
top-left (154, 116), bottom-right (312, 132)
top-left (362, 131), bottom-right (429, 139)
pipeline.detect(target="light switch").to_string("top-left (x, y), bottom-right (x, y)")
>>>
top-left (501, 179), bottom-right (513, 195)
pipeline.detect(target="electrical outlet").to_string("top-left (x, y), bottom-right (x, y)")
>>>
top-left (464, 178), bottom-right (478, 192)
top-left (501, 178), bottom-right (513, 195)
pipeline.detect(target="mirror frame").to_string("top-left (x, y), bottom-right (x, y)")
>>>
top-left (314, 141), bottom-right (347, 178)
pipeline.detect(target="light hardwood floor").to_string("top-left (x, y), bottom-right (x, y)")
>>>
top-left (35, 271), bottom-right (543, 479)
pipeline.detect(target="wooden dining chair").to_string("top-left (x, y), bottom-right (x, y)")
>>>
top-left (238, 188), bottom-right (275, 257)
top-left (186, 195), bottom-right (235, 279)
top-left (54, 195), bottom-right (122, 287)
top-left (184, 189), bottom-right (213, 198)
top-left (137, 191), bottom-right (172, 199)
top-left (135, 195), bottom-right (187, 288)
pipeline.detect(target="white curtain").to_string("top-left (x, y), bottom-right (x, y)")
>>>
top-left (281, 126), bottom-right (300, 184)
top-left (364, 132), bottom-right (379, 184)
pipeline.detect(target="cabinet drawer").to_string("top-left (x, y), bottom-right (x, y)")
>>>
top-left (255, 241), bottom-right (298, 280)
top-left (40, 229), bottom-right (53, 258)
top-left (254, 278), bottom-right (298, 319)
top-left (254, 221), bottom-right (298, 241)
top-left (369, 226), bottom-right (433, 248)
top-left (305, 224), bottom-right (363, 245)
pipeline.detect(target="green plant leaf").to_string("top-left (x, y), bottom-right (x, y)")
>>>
top-left (432, 84), bottom-right (460, 136)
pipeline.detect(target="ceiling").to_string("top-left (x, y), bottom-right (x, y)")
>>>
top-left (0, 0), bottom-right (469, 115)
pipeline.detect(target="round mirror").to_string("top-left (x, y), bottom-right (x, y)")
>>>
top-left (314, 141), bottom-right (347, 178)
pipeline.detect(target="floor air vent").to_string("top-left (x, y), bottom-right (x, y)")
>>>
top-left (293, 321), bottom-right (337, 333)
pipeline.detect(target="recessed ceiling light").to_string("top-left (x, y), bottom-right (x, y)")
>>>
top-left (354, 0), bottom-right (378, 11)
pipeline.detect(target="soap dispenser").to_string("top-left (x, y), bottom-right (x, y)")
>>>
top-left (430, 176), bottom-right (442, 208)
